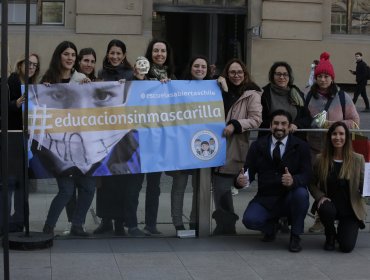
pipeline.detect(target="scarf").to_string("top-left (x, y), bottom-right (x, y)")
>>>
top-left (148, 63), bottom-right (169, 80)
top-left (270, 83), bottom-right (304, 107)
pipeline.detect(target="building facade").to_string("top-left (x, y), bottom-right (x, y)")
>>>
top-left (2, 0), bottom-right (370, 89)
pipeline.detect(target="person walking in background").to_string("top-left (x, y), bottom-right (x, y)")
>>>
top-left (235, 110), bottom-right (311, 253)
top-left (41, 41), bottom-right (95, 237)
top-left (306, 51), bottom-right (360, 234)
top-left (169, 55), bottom-right (211, 233)
top-left (307, 59), bottom-right (319, 88)
top-left (309, 121), bottom-right (366, 253)
top-left (212, 58), bottom-right (262, 235)
top-left (349, 52), bottom-right (370, 112)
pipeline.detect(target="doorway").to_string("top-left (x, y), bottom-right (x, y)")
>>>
top-left (153, 12), bottom-right (246, 78)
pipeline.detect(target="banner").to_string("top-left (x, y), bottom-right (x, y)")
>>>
top-left (27, 80), bottom-right (226, 178)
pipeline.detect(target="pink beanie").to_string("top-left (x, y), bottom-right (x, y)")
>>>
top-left (314, 52), bottom-right (335, 80)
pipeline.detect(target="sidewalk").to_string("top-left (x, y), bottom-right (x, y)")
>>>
top-left (1, 233), bottom-right (370, 280)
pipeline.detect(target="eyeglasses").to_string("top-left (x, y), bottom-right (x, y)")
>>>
top-left (26, 62), bottom-right (39, 69)
top-left (274, 72), bottom-right (289, 78)
top-left (228, 70), bottom-right (244, 77)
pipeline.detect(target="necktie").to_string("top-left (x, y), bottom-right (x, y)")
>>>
top-left (273, 141), bottom-right (282, 165)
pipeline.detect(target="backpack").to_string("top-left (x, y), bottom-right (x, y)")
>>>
top-left (366, 65), bottom-right (370, 80)
top-left (305, 90), bottom-right (346, 118)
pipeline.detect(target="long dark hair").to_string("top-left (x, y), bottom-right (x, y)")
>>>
top-left (182, 55), bottom-right (211, 80)
top-left (268, 61), bottom-right (294, 87)
top-left (76, 47), bottom-right (97, 80)
top-left (102, 39), bottom-right (132, 69)
top-left (145, 38), bottom-right (175, 78)
top-left (41, 41), bottom-right (78, 83)
top-left (221, 58), bottom-right (261, 93)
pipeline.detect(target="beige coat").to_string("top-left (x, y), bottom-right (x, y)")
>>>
top-left (309, 153), bottom-right (367, 222)
top-left (215, 90), bottom-right (262, 175)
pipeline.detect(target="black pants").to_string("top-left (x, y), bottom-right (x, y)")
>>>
top-left (353, 82), bottom-right (370, 109)
top-left (318, 201), bottom-right (360, 253)
top-left (97, 174), bottom-right (144, 225)
top-left (143, 172), bottom-right (161, 228)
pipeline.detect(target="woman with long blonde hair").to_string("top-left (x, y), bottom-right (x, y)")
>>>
top-left (309, 121), bottom-right (366, 252)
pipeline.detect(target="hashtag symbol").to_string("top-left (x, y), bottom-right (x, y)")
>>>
top-left (28, 104), bottom-right (53, 150)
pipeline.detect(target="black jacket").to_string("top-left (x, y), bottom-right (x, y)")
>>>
top-left (355, 60), bottom-right (368, 84)
top-left (8, 72), bottom-right (23, 130)
top-left (243, 134), bottom-right (312, 210)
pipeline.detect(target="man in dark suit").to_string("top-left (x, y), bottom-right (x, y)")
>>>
top-left (235, 109), bottom-right (311, 252)
top-left (350, 52), bottom-right (370, 112)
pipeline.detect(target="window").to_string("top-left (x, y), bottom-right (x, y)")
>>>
top-left (331, 0), bottom-right (370, 34)
top-left (0, 0), bottom-right (64, 25)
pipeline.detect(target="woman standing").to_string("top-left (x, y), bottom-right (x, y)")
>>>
top-left (131, 39), bottom-right (177, 236)
top-left (97, 39), bottom-right (133, 81)
top-left (213, 58), bottom-right (262, 235)
top-left (41, 41), bottom-right (95, 237)
top-left (260, 61), bottom-right (310, 139)
top-left (306, 52), bottom-right (360, 233)
top-left (145, 38), bottom-right (175, 81)
top-left (63, 47), bottom-right (98, 228)
top-left (1, 53), bottom-right (40, 233)
top-left (93, 39), bottom-right (145, 237)
top-left (309, 122), bottom-right (366, 252)
top-left (8, 53), bottom-right (40, 129)
top-left (170, 55), bottom-right (211, 232)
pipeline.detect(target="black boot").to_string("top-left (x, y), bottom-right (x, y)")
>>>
top-left (43, 224), bottom-right (54, 236)
top-left (324, 235), bottom-right (336, 251)
top-left (212, 209), bottom-right (238, 235)
top-left (114, 219), bottom-right (126, 236)
top-left (93, 218), bottom-right (113, 234)
top-left (70, 225), bottom-right (89, 237)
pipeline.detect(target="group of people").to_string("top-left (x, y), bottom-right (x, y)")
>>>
top-left (2, 38), bottom-right (367, 254)
top-left (218, 51), bottom-right (365, 254)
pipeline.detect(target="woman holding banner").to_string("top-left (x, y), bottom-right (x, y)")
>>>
top-left (212, 58), bottom-right (262, 235)
top-left (93, 39), bottom-right (146, 237)
top-left (169, 55), bottom-right (211, 232)
top-left (62, 47), bottom-right (98, 230)
top-left (40, 41), bottom-right (95, 237)
top-left (309, 121), bottom-right (366, 252)
top-left (132, 39), bottom-right (177, 236)
top-left (76, 47), bottom-right (97, 81)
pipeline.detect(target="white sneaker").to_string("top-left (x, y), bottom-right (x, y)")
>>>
top-left (62, 222), bottom-right (72, 235)
top-left (231, 187), bottom-right (239, 196)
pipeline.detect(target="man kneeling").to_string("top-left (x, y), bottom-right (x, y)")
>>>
top-left (235, 110), bottom-right (312, 252)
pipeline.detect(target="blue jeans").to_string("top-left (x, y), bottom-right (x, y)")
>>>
top-left (242, 187), bottom-right (309, 235)
top-left (45, 177), bottom-right (96, 227)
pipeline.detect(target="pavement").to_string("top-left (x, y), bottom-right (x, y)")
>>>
top-left (1, 91), bottom-right (370, 280)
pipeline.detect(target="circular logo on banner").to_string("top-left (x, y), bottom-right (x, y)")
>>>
top-left (191, 130), bottom-right (218, 160)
